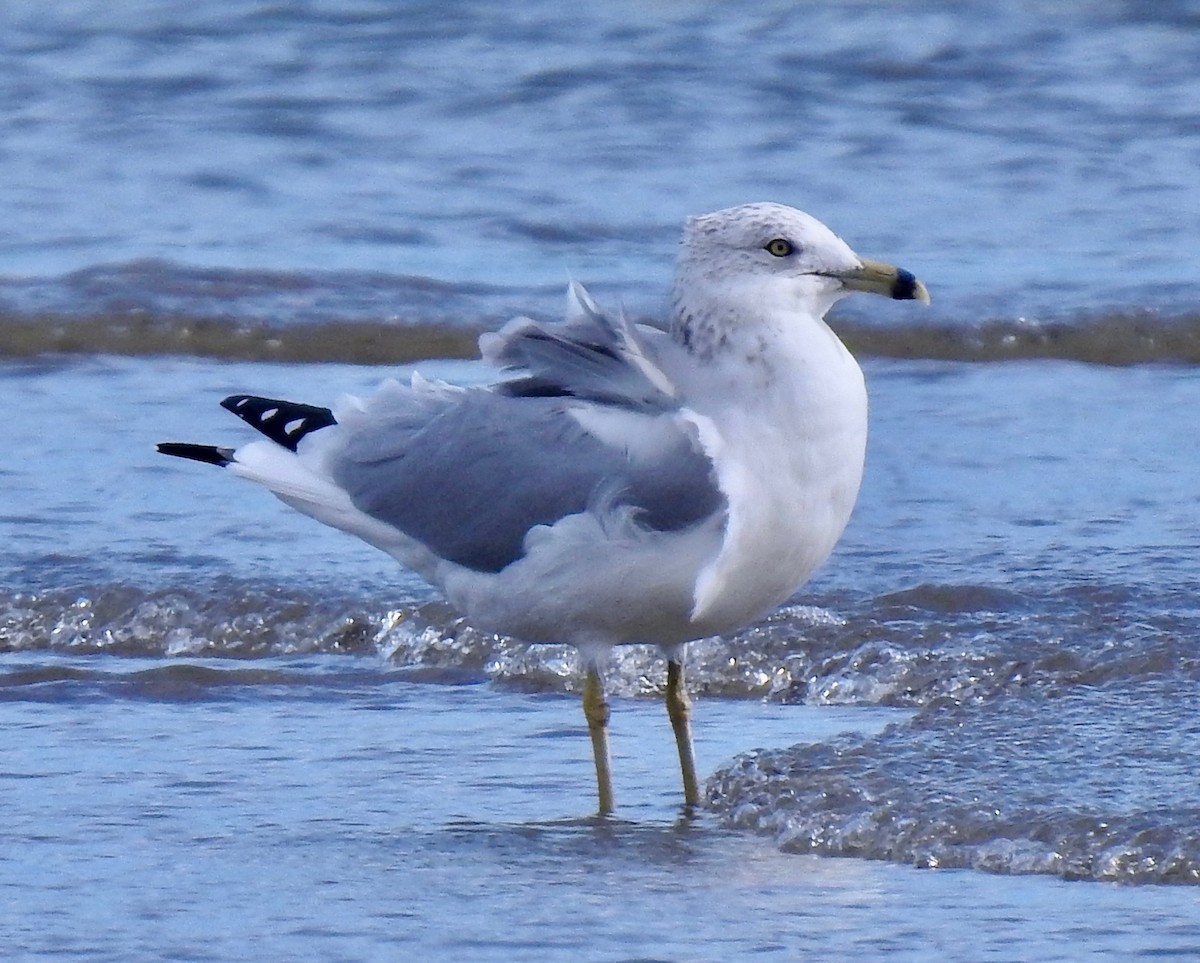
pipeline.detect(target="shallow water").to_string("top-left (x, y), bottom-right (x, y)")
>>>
top-left (3, 670), bottom-right (1200, 962)
top-left (3, 1), bottom-right (1200, 959)
top-left (5, 356), bottom-right (1200, 903)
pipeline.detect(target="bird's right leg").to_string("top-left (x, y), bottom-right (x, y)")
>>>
top-left (665, 656), bottom-right (701, 809)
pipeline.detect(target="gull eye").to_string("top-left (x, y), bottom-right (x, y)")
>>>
top-left (764, 238), bottom-right (794, 257)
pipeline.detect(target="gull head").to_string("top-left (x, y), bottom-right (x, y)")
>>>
top-left (671, 202), bottom-right (928, 352)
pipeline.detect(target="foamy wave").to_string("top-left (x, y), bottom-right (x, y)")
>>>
top-left (835, 309), bottom-right (1200, 365)
top-left (5, 309), bottom-right (1198, 365)
top-left (1, 260), bottom-right (1198, 365)
top-left (1, 580), bottom-right (1185, 702)
top-left (709, 679), bottom-right (1200, 884)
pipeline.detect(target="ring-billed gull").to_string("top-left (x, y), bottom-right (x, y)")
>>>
top-left (158, 202), bottom-right (929, 814)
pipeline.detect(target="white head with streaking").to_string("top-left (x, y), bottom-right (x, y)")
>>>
top-left (157, 201), bottom-right (930, 815)
top-left (671, 201), bottom-right (928, 360)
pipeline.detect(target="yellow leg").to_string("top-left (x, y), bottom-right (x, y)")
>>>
top-left (582, 665), bottom-right (615, 815)
top-left (666, 658), bottom-right (700, 808)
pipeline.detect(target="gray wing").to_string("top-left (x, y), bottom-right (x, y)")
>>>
top-left (331, 392), bottom-right (722, 574)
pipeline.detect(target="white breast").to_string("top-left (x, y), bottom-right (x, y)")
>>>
top-left (684, 318), bottom-right (868, 633)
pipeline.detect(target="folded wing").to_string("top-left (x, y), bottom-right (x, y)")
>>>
top-left (330, 390), bottom-right (721, 573)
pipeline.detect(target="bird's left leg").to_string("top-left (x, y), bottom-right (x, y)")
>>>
top-left (582, 657), bottom-right (615, 815)
top-left (665, 647), bottom-right (700, 808)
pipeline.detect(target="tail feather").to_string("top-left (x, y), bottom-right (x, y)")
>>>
top-left (156, 443), bottom-right (234, 467)
top-left (220, 394), bottom-right (336, 452)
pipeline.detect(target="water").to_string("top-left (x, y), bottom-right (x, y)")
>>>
top-left (3, 1), bottom-right (1200, 959)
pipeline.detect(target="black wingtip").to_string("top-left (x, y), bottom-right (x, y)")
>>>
top-left (157, 442), bottom-right (234, 467)
top-left (220, 394), bottom-right (336, 451)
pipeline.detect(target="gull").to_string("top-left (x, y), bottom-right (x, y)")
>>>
top-left (158, 202), bottom-right (929, 814)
